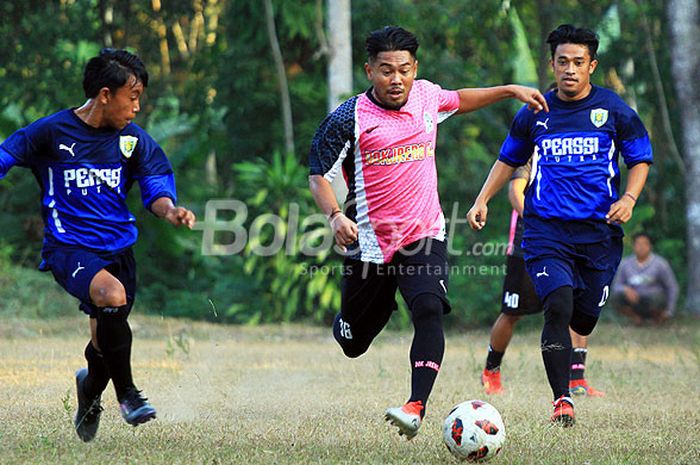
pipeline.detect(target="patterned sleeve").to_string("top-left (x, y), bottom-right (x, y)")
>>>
top-left (131, 128), bottom-right (177, 210)
top-left (498, 105), bottom-right (535, 167)
top-left (615, 98), bottom-right (653, 168)
top-left (308, 97), bottom-right (356, 182)
top-left (435, 84), bottom-right (460, 124)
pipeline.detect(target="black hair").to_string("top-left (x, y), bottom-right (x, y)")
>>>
top-left (83, 48), bottom-right (149, 99)
top-left (632, 232), bottom-right (653, 245)
top-left (546, 24), bottom-right (599, 60)
top-left (366, 26), bottom-right (419, 61)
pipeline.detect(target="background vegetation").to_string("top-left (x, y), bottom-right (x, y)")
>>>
top-left (0, 0), bottom-right (688, 326)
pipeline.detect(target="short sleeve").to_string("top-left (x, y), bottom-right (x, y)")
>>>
top-left (0, 119), bottom-right (50, 168)
top-left (308, 97), bottom-right (356, 182)
top-left (499, 105), bottom-right (535, 167)
top-left (435, 85), bottom-right (460, 123)
top-left (615, 101), bottom-right (653, 168)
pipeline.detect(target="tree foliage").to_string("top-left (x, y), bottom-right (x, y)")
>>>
top-left (0, 0), bottom-right (690, 323)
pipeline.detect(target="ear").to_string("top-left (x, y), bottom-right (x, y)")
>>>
top-left (589, 59), bottom-right (599, 75)
top-left (364, 62), bottom-right (372, 81)
top-left (97, 87), bottom-right (111, 105)
top-left (413, 59), bottom-right (419, 78)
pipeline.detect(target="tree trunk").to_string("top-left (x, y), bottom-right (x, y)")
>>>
top-left (326, 0), bottom-right (352, 201)
top-left (326, 0), bottom-right (352, 112)
top-left (263, 0), bottom-right (295, 156)
top-left (668, 0), bottom-right (700, 314)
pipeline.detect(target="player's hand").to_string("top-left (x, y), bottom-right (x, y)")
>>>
top-left (509, 85), bottom-right (549, 114)
top-left (467, 202), bottom-right (488, 230)
top-left (330, 213), bottom-right (358, 251)
top-left (165, 206), bottom-right (196, 229)
top-left (606, 195), bottom-right (635, 224)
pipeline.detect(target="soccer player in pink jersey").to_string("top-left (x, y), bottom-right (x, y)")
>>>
top-left (308, 26), bottom-right (548, 439)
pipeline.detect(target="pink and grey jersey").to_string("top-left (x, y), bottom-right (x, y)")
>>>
top-left (309, 80), bottom-right (460, 263)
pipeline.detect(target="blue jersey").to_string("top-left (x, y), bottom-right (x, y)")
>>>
top-left (0, 109), bottom-right (177, 254)
top-left (499, 86), bottom-right (652, 242)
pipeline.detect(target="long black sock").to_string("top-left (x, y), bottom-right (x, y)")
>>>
top-left (485, 345), bottom-right (505, 371)
top-left (541, 286), bottom-right (573, 400)
top-left (570, 348), bottom-right (587, 381)
top-left (84, 340), bottom-right (110, 399)
top-left (96, 307), bottom-right (135, 401)
top-left (408, 294), bottom-right (445, 413)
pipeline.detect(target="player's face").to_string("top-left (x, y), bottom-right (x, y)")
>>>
top-left (364, 51), bottom-right (417, 110)
top-left (102, 75), bottom-right (144, 130)
top-left (551, 43), bottom-right (598, 102)
top-left (633, 236), bottom-right (652, 260)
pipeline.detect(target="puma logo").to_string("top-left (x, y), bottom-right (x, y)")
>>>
top-left (71, 262), bottom-right (85, 278)
top-left (536, 118), bottom-right (549, 131)
top-left (536, 266), bottom-right (549, 278)
top-left (59, 142), bottom-right (76, 157)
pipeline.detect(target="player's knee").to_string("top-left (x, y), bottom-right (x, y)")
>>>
top-left (410, 294), bottom-right (444, 324)
top-left (570, 311), bottom-right (598, 336)
top-left (91, 283), bottom-right (127, 308)
top-left (332, 313), bottom-right (368, 358)
top-left (542, 286), bottom-right (573, 326)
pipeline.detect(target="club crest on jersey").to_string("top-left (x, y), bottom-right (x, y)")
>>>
top-left (423, 111), bottom-right (434, 134)
top-left (590, 108), bottom-right (608, 128)
top-left (119, 135), bottom-right (138, 159)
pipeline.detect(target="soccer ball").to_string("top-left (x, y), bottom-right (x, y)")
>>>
top-left (443, 400), bottom-right (506, 462)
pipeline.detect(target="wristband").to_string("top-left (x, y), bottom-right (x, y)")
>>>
top-left (328, 209), bottom-right (342, 222)
top-left (624, 192), bottom-right (637, 203)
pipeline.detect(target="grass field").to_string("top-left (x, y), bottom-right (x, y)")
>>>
top-left (0, 316), bottom-right (699, 465)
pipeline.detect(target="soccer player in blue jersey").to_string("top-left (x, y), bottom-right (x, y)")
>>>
top-left (467, 25), bottom-right (652, 426)
top-left (0, 49), bottom-right (196, 441)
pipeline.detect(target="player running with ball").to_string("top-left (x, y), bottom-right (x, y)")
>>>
top-left (309, 25), bottom-right (548, 439)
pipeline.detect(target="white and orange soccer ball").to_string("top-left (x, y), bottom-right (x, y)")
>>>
top-left (443, 400), bottom-right (506, 462)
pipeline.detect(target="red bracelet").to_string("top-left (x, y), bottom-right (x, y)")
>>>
top-left (624, 192), bottom-right (637, 202)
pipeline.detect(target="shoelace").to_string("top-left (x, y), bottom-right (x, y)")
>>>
top-left (77, 398), bottom-right (103, 426)
top-left (122, 390), bottom-right (149, 410)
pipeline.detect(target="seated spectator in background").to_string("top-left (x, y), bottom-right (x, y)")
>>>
top-left (612, 232), bottom-right (679, 325)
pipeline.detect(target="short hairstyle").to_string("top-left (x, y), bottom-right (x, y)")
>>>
top-left (632, 232), bottom-right (653, 245)
top-left (83, 48), bottom-right (149, 99)
top-left (366, 26), bottom-right (419, 61)
top-left (546, 24), bottom-right (599, 60)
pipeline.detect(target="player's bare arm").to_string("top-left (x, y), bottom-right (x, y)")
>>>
top-left (467, 161), bottom-right (517, 230)
top-left (605, 162), bottom-right (651, 224)
top-left (309, 175), bottom-right (358, 248)
top-left (151, 197), bottom-right (196, 229)
top-left (509, 177), bottom-right (528, 217)
top-left (456, 85), bottom-right (549, 115)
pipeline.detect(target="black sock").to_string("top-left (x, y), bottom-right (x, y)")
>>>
top-left (96, 306), bottom-right (135, 401)
top-left (485, 345), bottom-right (505, 372)
top-left (541, 287), bottom-right (573, 400)
top-left (408, 294), bottom-right (445, 413)
top-left (84, 340), bottom-right (110, 399)
top-left (570, 348), bottom-right (587, 381)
